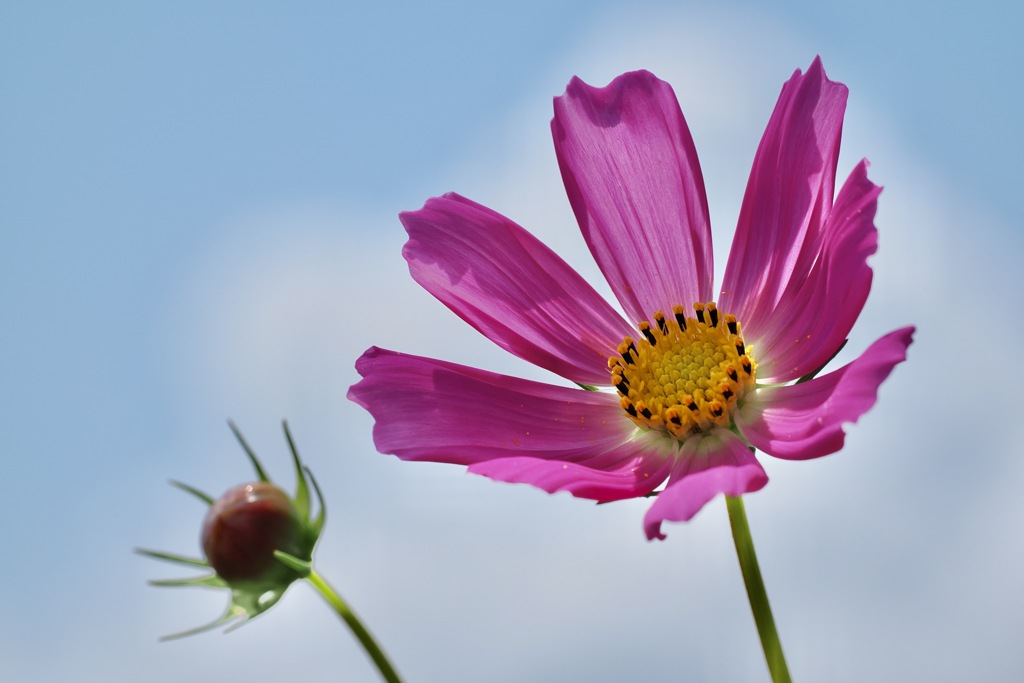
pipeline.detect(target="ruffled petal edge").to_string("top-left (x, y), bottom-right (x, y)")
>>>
top-left (735, 326), bottom-right (915, 460)
top-left (720, 57), bottom-right (848, 337)
top-left (553, 70), bottom-right (713, 324)
top-left (643, 429), bottom-right (769, 540)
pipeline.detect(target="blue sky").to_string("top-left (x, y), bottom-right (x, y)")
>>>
top-left (2, 2), bottom-right (1022, 681)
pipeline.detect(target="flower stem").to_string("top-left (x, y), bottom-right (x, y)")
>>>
top-left (306, 569), bottom-right (403, 683)
top-left (725, 494), bottom-right (791, 683)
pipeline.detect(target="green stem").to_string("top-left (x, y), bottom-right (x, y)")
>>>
top-left (306, 569), bottom-right (403, 683)
top-left (726, 494), bottom-right (791, 683)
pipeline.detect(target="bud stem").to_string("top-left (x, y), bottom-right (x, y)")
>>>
top-left (726, 494), bottom-right (791, 682)
top-left (306, 569), bottom-right (403, 683)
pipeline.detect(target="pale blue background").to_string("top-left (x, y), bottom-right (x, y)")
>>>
top-left (2, 2), bottom-right (1021, 681)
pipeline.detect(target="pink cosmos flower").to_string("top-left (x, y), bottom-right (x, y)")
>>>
top-left (349, 58), bottom-right (914, 540)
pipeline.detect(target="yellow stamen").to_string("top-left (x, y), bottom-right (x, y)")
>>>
top-left (609, 301), bottom-right (756, 440)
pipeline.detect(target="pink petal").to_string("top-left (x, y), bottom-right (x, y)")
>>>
top-left (552, 70), bottom-right (713, 324)
top-left (735, 326), bottom-right (915, 460)
top-left (468, 431), bottom-right (674, 503)
top-left (643, 430), bottom-right (769, 541)
top-left (401, 194), bottom-right (633, 386)
top-left (752, 160), bottom-right (881, 382)
top-left (348, 346), bottom-right (638, 465)
top-left (720, 57), bottom-right (849, 346)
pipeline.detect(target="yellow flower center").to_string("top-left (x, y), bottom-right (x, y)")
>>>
top-left (609, 302), bottom-right (756, 441)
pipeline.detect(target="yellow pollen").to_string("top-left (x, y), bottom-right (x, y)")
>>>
top-left (610, 301), bottom-right (756, 440)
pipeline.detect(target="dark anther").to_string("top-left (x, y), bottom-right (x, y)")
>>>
top-left (625, 403), bottom-right (638, 417)
top-left (640, 406), bottom-right (652, 419)
top-left (641, 325), bottom-right (657, 345)
top-left (655, 313), bottom-right (669, 335)
top-left (695, 308), bottom-right (705, 324)
top-left (727, 367), bottom-right (738, 382)
top-left (615, 379), bottom-right (629, 394)
top-left (709, 307), bottom-right (719, 327)
top-left (736, 341), bottom-right (746, 356)
top-left (727, 320), bottom-right (738, 335)
top-left (675, 310), bottom-right (687, 331)
top-left (721, 387), bottom-right (734, 401)
top-left (711, 404), bottom-right (724, 418)
top-left (741, 358), bottom-right (752, 374)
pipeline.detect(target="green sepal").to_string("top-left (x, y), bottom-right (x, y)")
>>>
top-left (280, 421), bottom-right (325, 545)
top-left (575, 382), bottom-right (600, 391)
top-left (228, 419), bottom-right (271, 483)
top-left (135, 548), bottom-right (209, 567)
top-left (159, 609), bottom-right (243, 641)
top-left (149, 574), bottom-right (226, 588)
top-left (169, 479), bottom-right (214, 505)
top-left (283, 420), bottom-right (310, 520)
top-left (274, 550), bottom-right (312, 577)
top-left (150, 576), bottom-right (292, 639)
top-left (305, 465), bottom-right (326, 538)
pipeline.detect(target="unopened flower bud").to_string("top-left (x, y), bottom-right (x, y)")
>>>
top-left (139, 421), bottom-right (325, 638)
top-left (202, 482), bottom-right (304, 583)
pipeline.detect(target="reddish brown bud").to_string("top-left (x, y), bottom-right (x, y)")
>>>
top-left (201, 482), bottom-right (303, 582)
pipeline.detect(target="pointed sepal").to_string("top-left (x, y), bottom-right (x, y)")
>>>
top-left (134, 548), bottom-right (209, 568)
top-left (228, 419), bottom-right (271, 483)
top-left (169, 480), bottom-right (215, 505)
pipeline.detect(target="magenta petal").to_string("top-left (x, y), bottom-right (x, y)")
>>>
top-left (348, 346), bottom-right (637, 465)
top-left (468, 431), bottom-right (674, 503)
top-left (552, 70), bottom-right (713, 324)
top-left (720, 57), bottom-right (849, 341)
top-left (401, 194), bottom-right (633, 386)
top-left (735, 326), bottom-right (915, 460)
top-left (643, 430), bottom-right (768, 541)
top-left (753, 160), bottom-right (881, 382)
